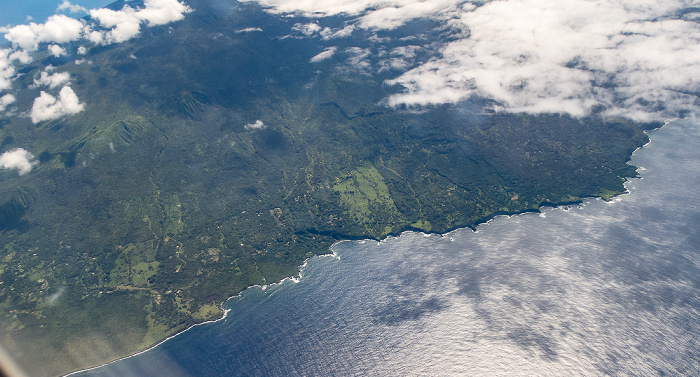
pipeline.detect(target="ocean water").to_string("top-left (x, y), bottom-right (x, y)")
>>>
top-left (74, 120), bottom-right (700, 377)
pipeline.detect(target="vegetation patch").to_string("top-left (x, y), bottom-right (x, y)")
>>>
top-left (334, 164), bottom-right (404, 238)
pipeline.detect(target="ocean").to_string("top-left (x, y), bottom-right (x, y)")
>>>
top-left (71, 119), bottom-right (700, 376)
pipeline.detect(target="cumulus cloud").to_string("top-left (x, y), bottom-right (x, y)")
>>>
top-left (47, 44), bottom-right (67, 57)
top-left (310, 47), bottom-right (337, 63)
top-left (8, 50), bottom-right (32, 65)
top-left (0, 0), bottom-right (192, 117)
top-left (89, 7), bottom-right (148, 44)
top-left (0, 148), bottom-right (38, 175)
top-left (57, 1), bottom-right (88, 14)
top-left (89, 0), bottom-right (192, 44)
top-left (0, 49), bottom-right (32, 92)
top-left (1, 0), bottom-right (192, 49)
top-left (246, 0), bottom-right (700, 120)
top-left (3, 14), bottom-right (84, 51)
top-left (0, 94), bottom-right (16, 112)
top-left (0, 52), bottom-right (18, 92)
top-left (244, 120), bottom-right (266, 130)
top-left (32, 68), bottom-right (71, 89)
top-left (30, 86), bottom-right (84, 123)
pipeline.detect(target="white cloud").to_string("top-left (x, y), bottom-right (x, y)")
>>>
top-left (240, 0), bottom-right (463, 29)
top-left (89, 6), bottom-right (145, 44)
top-left (0, 94), bottom-right (16, 112)
top-left (86, 29), bottom-right (105, 44)
top-left (57, 1), bottom-right (88, 14)
top-left (1, 0), bottom-right (193, 50)
top-left (89, 0), bottom-right (192, 44)
top-left (0, 53), bottom-right (18, 93)
top-left (0, 0), bottom-right (192, 116)
top-left (292, 22), bottom-right (322, 36)
top-left (30, 86), bottom-right (85, 123)
top-left (310, 47), bottom-right (337, 63)
top-left (0, 148), bottom-right (38, 175)
top-left (3, 14), bottom-right (85, 51)
top-left (386, 0), bottom-right (700, 120)
top-left (235, 27), bottom-right (263, 33)
top-left (47, 44), bottom-right (67, 57)
top-left (378, 45), bottom-right (422, 72)
top-left (244, 120), bottom-right (266, 130)
top-left (138, 0), bottom-right (193, 26)
top-left (244, 0), bottom-right (700, 120)
top-left (391, 45), bottom-right (420, 59)
top-left (32, 69), bottom-right (71, 89)
top-left (346, 47), bottom-right (371, 72)
top-left (0, 49), bottom-right (32, 92)
top-left (320, 25), bottom-right (355, 40)
top-left (8, 50), bottom-right (32, 65)
top-left (378, 58), bottom-right (410, 72)
top-left (356, 1), bottom-right (460, 29)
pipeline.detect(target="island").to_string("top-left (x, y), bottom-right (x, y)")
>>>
top-left (0, 1), bottom-right (659, 376)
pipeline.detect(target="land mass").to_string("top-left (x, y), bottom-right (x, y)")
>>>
top-left (0, 1), bottom-right (659, 376)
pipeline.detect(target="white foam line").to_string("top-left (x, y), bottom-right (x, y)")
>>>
top-left (63, 307), bottom-right (233, 377)
top-left (62, 249), bottom-right (333, 377)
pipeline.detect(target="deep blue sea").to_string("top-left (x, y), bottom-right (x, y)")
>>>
top-left (71, 120), bottom-right (700, 376)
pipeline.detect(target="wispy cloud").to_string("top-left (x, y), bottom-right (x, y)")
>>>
top-left (346, 47), bottom-right (371, 72)
top-left (292, 22), bottom-right (322, 36)
top-left (320, 25), bottom-right (355, 40)
top-left (310, 47), bottom-right (337, 63)
top-left (0, 148), bottom-right (38, 175)
top-left (30, 86), bottom-right (84, 123)
top-left (235, 27), bottom-right (263, 33)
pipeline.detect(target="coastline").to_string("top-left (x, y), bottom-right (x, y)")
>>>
top-left (59, 120), bottom-right (671, 377)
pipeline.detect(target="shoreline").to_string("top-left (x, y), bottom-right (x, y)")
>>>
top-left (61, 245), bottom-right (343, 377)
top-left (60, 120), bottom-right (672, 377)
top-left (58, 199), bottom-right (631, 377)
